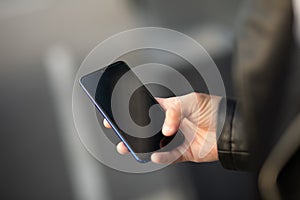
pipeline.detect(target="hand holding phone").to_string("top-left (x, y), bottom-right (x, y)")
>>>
top-left (80, 60), bottom-right (220, 164)
top-left (104, 92), bottom-right (221, 164)
top-left (80, 61), bottom-right (184, 163)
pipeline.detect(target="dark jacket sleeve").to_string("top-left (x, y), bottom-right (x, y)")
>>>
top-left (224, 0), bottom-right (293, 172)
top-left (216, 98), bottom-right (252, 171)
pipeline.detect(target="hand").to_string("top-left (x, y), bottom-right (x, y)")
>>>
top-left (103, 92), bottom-right (222, 164)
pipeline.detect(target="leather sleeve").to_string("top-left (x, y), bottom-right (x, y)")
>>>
top-left (216, 98), bottom-right (252, 171)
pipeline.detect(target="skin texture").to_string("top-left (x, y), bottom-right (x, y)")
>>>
top-left (103, 92), bottom-right (221, 164)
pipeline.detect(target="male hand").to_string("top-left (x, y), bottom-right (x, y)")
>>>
top-left (103, 92), bottom-right (221, 164)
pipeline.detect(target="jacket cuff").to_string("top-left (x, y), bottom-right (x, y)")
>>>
top-left (216, 98), bottom-right (251, 171)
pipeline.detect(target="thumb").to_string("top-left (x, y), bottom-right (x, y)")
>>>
top-left (156, 97), bottom-right (182, 137)
top-left (162, 107), bottom-right (181, 136)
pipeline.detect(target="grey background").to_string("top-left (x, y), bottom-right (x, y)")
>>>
top-left (0, 0), bottom-right (256, 199)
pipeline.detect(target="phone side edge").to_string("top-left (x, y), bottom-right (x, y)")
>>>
top-left (79, 77), bottom-right (150, 163)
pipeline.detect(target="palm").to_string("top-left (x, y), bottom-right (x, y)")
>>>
top-left (153, 93), bottom-right (221, 163)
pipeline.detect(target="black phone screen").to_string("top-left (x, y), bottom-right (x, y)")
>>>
top-left (80, 61), bottom-right (182, 155)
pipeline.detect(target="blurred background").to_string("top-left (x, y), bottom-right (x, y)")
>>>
top-left (0, 0), bottom-right (257, 199)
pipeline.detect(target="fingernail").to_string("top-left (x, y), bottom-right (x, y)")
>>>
top-left (162, 125), bottom-right (171, 134)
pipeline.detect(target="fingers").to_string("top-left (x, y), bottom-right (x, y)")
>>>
top-left (151, 151), bottom-right (181, 164)
top-left (105, 97), bottom-right (183, 136)
top-left (155, 96), bottom-right (180, 111)
top-left (155, 97), bottom-right (168, 110)
top-left (151, 144), bottom-right (186, 164)
top-left (103, 120), bottom-right (129, 154)
top-left (152, 118), bottom-right (199, 164)
top-left (162, 107), bottom-right (181, 136)
top-left (116, 142), bottom-right (129, 155)
top-left (156, 97), bottom-right (182, 137)
top-left (103, 119), bottom-right (111, 128)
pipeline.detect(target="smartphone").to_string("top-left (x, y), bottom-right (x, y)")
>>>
top-left (80, 61), bottom-right (184, 163)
